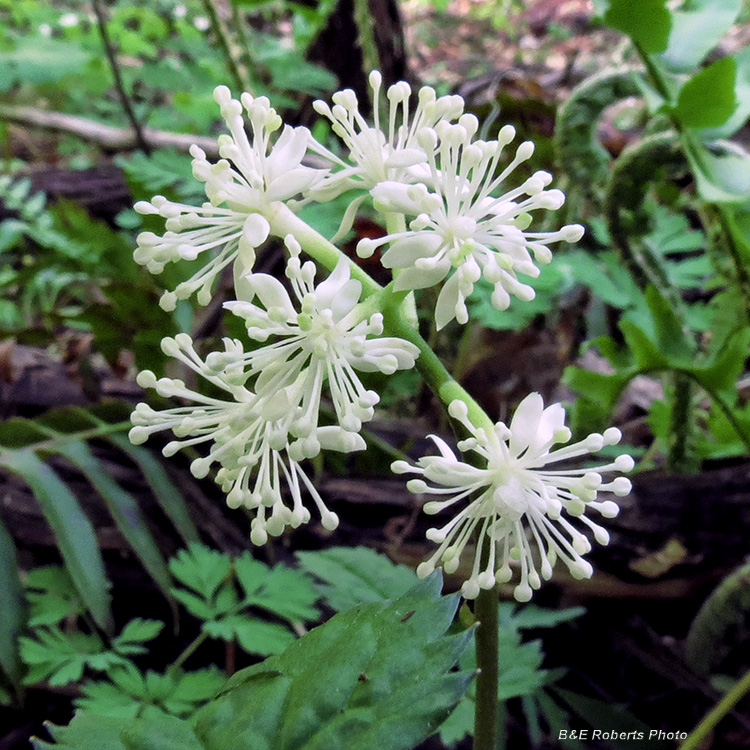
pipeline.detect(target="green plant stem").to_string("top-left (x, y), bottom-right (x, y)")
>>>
top-left (198, 0), bottom-right (249, 94)
top-left (351, 0), bottom-right (381, 86)
top-left (269, 203), bottom-right (495, 434)
top-left (91, 0), bottom-right (150, 155)
top-left (635, 42), bottom-right (750, 324)
top-left (667, 372), bottom-right (697, 473)
top-left (680, 667), bottom-right (750, 750)
top-left (473, 584), bottom-right (499, 750)
top-left (168, 630), bottom-right (210, 673)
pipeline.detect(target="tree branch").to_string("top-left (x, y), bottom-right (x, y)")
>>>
top-left (91, 0), bottom-right (151, 155)
top-left (0, 103), bottom-right (220, 158)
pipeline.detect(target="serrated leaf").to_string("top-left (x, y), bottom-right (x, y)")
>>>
top-left (195, 574), bottom-right (471, 750)
top-left (296, 546), bottom-right (418, 611)
top-left (601, 0), bottom-right (671, 54)
top-left (659, 0), bottom-right (742, 73)
top-left (0, 512), bottom-right (26, 685)
top-left (672, 57), bottom-right (738, 130)
top-left (53, 442), bottom-right (173, 602)
top-left (169, 544), bottom-right (232, 602)
top-left (0, 451), bottom-right (112, 632)
top-left (235, 554), bottom-right (319, 622)
top-left (231, 617), bottom-right (296, 656)
top-left (501, 604), bottom-right (585, 630)
top-left (114, 620), bottom-right (164, 650)
top-left (26, 565), bottom-right (84, 627)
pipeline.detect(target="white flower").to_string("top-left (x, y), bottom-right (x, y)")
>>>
top-left (129, 333), bottom-right (357, 544)
top-left (134, 87), bottom-right (324, 309)
top-left (59, 12), bottom-right (79, 28)
top-left (308, 71), bottom-right (464, 201)
top-left (358, 119), bottom-right (584, 329)
top-left (222, 236), bottom-right (420, 441)
top-left (173, 4), bottom-right (187, 20)
top-left (194, 16), bottom-right (210, 31)
top-left (392, 394), bottom-right (633, 601)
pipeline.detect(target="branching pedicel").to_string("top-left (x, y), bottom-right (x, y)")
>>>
top-left (131, 72), bottom-right (631, 601)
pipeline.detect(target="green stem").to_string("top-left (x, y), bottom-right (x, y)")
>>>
top-left (168, 630), bottom-right (210, 673)
top-left (351, 0), bottom-right (381, 85)
top-left (635, 43), bottom-right (750, 324)
top-left (680, 667), bottom-right (750, 750)
top-left (474, 584), bottom-right (499, 750)
top-left (198, 0), bottom-right (249, 94)
top-left (270, 202), bottom-right (495, 434)
top-left (91, 0), bottom-right (150, 155)
top-left (666, 372), bottom-right (697, 473)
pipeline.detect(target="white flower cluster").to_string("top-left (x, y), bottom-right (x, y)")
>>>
top-left (131, 236), bottom-right (419, 541)
top-left (131, 72), bottom-right (627, 597)
top-left (393, 395), bottom-right (633, 600)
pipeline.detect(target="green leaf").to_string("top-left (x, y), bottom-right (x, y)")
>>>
top-left (41, 576), bottom-right (472, 750)
top-left (691, 327), bottom-right (750, 393)
top-left (25, 566), bottom-right (85, 627)
top-left (54, 442), bottom-right (173, 602)
top-left (235, 554), bottom-right (319, 622)
top-left (0, 451), bottom-right (112, 632)
top-left (107, 435), bottom-right (199, 545)
top-left (169, 544), bottom-right (232, 603)
top-left (227, 617), bottom-right (296, 656)
top-left (660, 0), bottom-right (743, 72)
top-left (703, 48), bottom-right (750, 139)
top-left (296, 546), bottom-right (419, 611)
top-left (685, 559), bottom-right (750, 674)
top-left (0, 512), bottom-right (26, 685)
top-left (601, 0), bottom-right (672, 54)
top-left (20, 628), bottom-right (113, 687)
top-left (196, 575), bottom-right (471, 750)
top-left (686, 139), bottom-right (750, 204)
top-left (113, 620), bottom-right (164, 655)
top-left (672, 57), bottom-right (738, 130)
top-left (34, 714), bottom-right (203, 750)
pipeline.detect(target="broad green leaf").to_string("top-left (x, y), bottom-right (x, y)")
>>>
top-left (54, 442), bottom-right (172, 602)
top-left (196, 575), bottom-right (471, 750)
top-left (601, 0), bottom-right (672, 54)
top-left (672, 57), bottom-right (738, 130)
top-left (703, 48), bottom-right (750, 140)
top-left (687, 139), bottom-right (750, 203)
top-left (660, 0), bottom-right (743, 72)
top-left (107, 435), bottom-right (199, 544)
top-left (296, 546), bottom-right (418, 611)
top-left (0, 451), bottom-right (112, 632)
top-left (0, 512), bottom-right (26, 685)
top-left (42, 576), bottom-right (471, 750)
